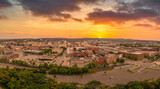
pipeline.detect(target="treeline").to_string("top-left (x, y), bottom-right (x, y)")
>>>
top-left (38, 63), bottom-right (89, 75)
top-left (84, 79), bottom-right (160, 89)
top-left (38, 62), bottom-right (101, 75)
top-left (39, 49), bottom-right (57, 55)
top-left (0, 58), bottom-right (122, 75)
top-left (58, 46), bottom-right (66, 56)
top-left (0, 58), bottom-right (29, 67)
top-left (0, 58), bottom-right (9, 63)
top-left (0, 58), bottom-right (96, 75)
top-left (0, 67), bottom-right (160, 89)
top-left (12, 60), bottom-right (29, 66)
top-left (0, 57), bottom-right (127, 75)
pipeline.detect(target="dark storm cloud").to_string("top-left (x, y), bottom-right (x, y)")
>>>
top-left (86, 0), bottom-right (160, 25)
top-left (0, 0), bottom-right (12, 9)
top-left (115, 0), bottom-right (160, 13)
top-left (132, 0), bottom-right (160, 10)
top-left (86, 8), bottom-right (158, 24)
top-left (18, 0), bottom-right (104, 22)
top-left (0, 0), bottom-right (12, 20)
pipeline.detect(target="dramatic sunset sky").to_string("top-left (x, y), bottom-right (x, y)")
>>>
top-left (0, 0), bottom-right (160, 40)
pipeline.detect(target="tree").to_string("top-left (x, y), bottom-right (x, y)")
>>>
top-left (58, 82), bottom-right (77, 89)
top-left (112, 61), bottom-right (117, 66)
top-left (120, 59), bottom-right (125, 64)
top-left (87, 62), bottom-right (97, 69)
top-left (141, 80), bottom-right (155, 89)
top-left (126, 81), bottom-right (143, 89)
top-left (113, 84), bottom-right (126, 89)
top-left (73, 48), bottom-right (76, 51)
top-left (0, 58), bottom-right (9, 63)
top-left (12, 60), bottom-right (29, 66)
top-left (39, 68), bottom-right (47, 74)
top-left (48, 78), bottom-right (58, 89)
top-left (39, 49), bottom-right (53, 55)
top-left (49, 67), bottom-right (59, 74)
top-left (116, 58), bottom-right (120, 63)
top-left (84, 80), bottom-right (102, 89)
top-left (81, 67), bottom-right (89, 73)
top-left (7, 77), bottom-right (19, 89)
top-left (71, 64), bottom-right (80, 74)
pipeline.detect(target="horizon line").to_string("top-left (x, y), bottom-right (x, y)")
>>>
top-left (0, 37), bottom-right (160, 42)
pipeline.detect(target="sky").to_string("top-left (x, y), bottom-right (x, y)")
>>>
top-left (0, 0), bottom-right (160, 40)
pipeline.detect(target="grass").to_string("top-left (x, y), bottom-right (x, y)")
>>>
top-left (127, 69), bottom-right (134, 73)
top-left (108, 67), bottom-right (114, 71)
top-left (87, 66), bottom-right (114, 75)
top-left (88, 70), bottom-right (96, 74)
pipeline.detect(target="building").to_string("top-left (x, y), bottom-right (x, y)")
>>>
top-left (70, 57), bottom-right (93, 63)
top-left (121, 51), bottom-right (144, 60)
top-left (143, 51), bottom-right (158, 57)
top-left (38, 55), bottom-right (55, 61)
top-left (24, 50), bottom-right (41, 54)
top-left (0, 54), bottom-right (19, 59)
top-left (105, 53), bottom-right (123, 63)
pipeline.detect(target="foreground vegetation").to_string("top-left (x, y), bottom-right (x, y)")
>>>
top-left (0, 67), bottom-right (160, 89)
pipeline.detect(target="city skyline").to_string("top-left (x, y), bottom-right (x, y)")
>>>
top-left (0, 0), bottom-right (160, 40)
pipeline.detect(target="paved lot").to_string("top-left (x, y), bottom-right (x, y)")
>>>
top-left (1, 59), bottom-right (160, 87)
top-left (48, 60), bottom-right (160, 86)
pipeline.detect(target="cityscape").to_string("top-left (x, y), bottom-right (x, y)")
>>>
top-left (0, 38), bottom-right (160, 88)
top-left (0, 0), bottom-right (160, 89)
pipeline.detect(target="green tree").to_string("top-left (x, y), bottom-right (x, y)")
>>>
top-left (120, 59), bottom-right (125, 64)
top-left (113, 84), bottom-right (126, 89)
top-left (84, 80), bottom-right (102, 89)
top-left (141, 80), bottom-right (155, 89)
top-left (126, 81), bottom-right (143, 89)
top-left (87, 62), bottom-right (97, 69)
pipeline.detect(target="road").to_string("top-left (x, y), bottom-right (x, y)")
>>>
top-left (54, 50), bottom-right (70, 66)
